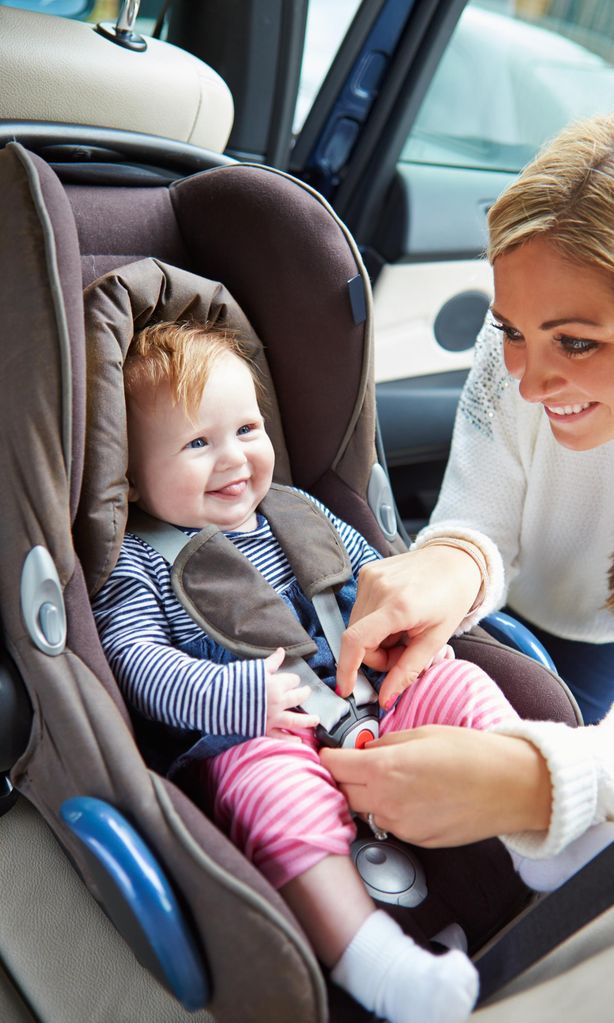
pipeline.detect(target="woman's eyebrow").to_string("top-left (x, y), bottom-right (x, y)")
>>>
top-left (490, 309), bottom-right (601, 330)
top-left (540, 317), bottom-right (601, 329)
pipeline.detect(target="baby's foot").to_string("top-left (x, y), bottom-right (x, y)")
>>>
top-left (331, 909), bottom-right (478, 1023)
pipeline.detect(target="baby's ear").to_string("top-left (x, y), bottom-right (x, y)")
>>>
top-left (127, 480), bottom-right (140, 502)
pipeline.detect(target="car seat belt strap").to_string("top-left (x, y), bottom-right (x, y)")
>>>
top-left (128, 507), bottom-right (189, 564)
top-left (284, 656), bottom-right (350, 731)
top-left (476, 840), bottom-right (614, 1001)
top-left (312, 590), bottom-right (378, 709)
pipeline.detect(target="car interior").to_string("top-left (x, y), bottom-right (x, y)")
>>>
top-left (1, 3), bottom-right (613, 1022)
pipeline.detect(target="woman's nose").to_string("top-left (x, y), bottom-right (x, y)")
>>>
top-left (516, 350), bottom-right (565, 405)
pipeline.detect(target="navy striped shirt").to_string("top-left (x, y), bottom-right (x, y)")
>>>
top-left (92, 490), bottom-right (380, 741)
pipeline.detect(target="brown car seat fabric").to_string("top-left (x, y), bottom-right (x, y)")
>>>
top-left (1, 142), bottom-right (327, 1023)
top-left (0, 138), bottom-right (581, 1023)
top-left (66, 163), bottom-right (394, 555)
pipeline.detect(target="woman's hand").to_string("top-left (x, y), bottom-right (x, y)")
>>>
top-left (337, 546), bottom-right (482, 709)
top-left (320, 725), bottom-right (552, 846)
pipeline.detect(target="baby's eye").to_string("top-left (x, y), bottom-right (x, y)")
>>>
top-left (238, 423), bottom-right (255, 436)
top-left (555, 334), bottom-right (600, 357)
top-left (186, 437), bottom-right (207, 449)
top-left (492, 322), bottom-right (522, 343)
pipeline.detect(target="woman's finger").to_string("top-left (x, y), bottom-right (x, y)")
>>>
top-left (377, 626), bottom-right (452, 708)
top-left (337, 607), bottom-right (408, 695)
top-left (319, 746), bottom-right (373, 784)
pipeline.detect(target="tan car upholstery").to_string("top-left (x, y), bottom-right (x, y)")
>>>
top-left (0, 6), bottom-right (234, 153)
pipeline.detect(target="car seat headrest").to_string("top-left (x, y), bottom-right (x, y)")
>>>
top-left (0, 6), bottom-right (234, 153)
top-left (77, 257), bottom-right (291, 596)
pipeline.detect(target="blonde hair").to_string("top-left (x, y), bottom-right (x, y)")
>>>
top-left (489, 115), bottom-right (614, 613)
top-left (124, 320), bottom-right (264, 418)
top-left (487, 114), bottom-right (614, 275)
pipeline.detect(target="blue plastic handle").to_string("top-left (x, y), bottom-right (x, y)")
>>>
top-left (481, 611), bottom-right (557, 674)
top-left (60, 796), bottom-right (209, 1010)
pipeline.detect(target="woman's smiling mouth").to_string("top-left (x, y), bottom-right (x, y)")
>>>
top-left (544, 401), bottom-right (596, 421)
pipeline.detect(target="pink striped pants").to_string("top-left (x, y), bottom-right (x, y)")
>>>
top-left (203, 657), bottom-right (518, 889)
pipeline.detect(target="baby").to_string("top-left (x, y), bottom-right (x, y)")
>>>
top-left (92, 319), bottom-right (528, 1022)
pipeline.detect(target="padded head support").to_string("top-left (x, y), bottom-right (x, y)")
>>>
top-left (78, 257), bottom-right (291, 596)
top-left (66, 164), bottom-right (388, 556)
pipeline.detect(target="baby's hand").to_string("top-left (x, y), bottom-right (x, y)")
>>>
top-left (264, 647), bottom-right (319, 739)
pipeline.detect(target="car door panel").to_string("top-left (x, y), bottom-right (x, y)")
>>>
top-left (377, 369), bottom-right (467, 533)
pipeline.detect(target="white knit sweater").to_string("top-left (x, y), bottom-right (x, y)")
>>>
top-left (413, 318), bottom-right (614, 641)
top-left (493, 708), bottom-right (614, 857)
top-left (413, 317), bottom-right (614, 856)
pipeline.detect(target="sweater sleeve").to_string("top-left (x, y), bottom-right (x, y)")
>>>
top-left (491, 708), bottom-right (614, 858)
top-left (412, 317), bottom-right (529, 632)
top-left (92, 553), bottom-right (267, 740)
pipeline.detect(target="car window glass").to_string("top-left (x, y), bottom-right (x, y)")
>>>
top-left (402, 0), bottom-right (614, 173)
top-left (0, 0), bottom-right (165, 33)
top-left (86, 0), bottom-right (163, 34)
top-left (293, 0), bottom-right (361, 132)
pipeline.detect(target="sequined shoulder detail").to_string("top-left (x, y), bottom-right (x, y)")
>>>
top-left (458, 319), bottom-right (511, 438)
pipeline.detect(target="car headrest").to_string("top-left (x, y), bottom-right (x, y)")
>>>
top-left (0, 6), bottom-right (234, 153)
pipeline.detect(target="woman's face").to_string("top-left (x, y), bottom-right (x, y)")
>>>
top-left (492, 236), bottom-right (614, 451)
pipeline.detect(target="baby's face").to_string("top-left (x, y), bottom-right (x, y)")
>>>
top-left (127, 352), bottom-right (274, 531)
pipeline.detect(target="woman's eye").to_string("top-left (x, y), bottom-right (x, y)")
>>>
top-left (492, 322), bottom-right (522, 343)
top-left (555, 334), bottom-right (599, 357)
top-left (186, 437), bottom-right (207, 449)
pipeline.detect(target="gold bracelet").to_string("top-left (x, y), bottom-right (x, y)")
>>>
top-left (419, 538), bottom-right (487, 614)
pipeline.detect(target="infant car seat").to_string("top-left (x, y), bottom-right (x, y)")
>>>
top-left (0, 139), bottom-right (581, 1023)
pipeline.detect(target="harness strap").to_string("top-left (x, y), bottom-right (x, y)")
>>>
top-left (284, 657), bottom-right (350, 732)
top-left (312, 591), bottom-right (377, 710)
top-left (128, 507), bottom-right (189, 565)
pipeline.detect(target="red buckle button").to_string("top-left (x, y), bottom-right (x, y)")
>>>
top-left (355, 729), bottom-right (375, 749)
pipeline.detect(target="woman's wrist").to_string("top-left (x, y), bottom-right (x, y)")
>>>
top-left (492, 734), bottom-right (552, 834)
top-left (493, 720), bottom-right (600, 857)
top-left (411, 524), bottom-right (506, 629)
top-left (417, 538), bottom-right (485, 613)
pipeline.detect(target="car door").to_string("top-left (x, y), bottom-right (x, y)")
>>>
top-left (287, 0), bottom-right (614, 535)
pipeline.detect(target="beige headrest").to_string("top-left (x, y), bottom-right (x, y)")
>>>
top-left (0, 7), bottom-right (234, 152)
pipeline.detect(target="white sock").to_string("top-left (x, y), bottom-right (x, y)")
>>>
top-left (331, 909), bottom-right (478, 1023)
top-left (431, 922), bottom-right (469, 954)
top-left (511, 821), bottom-right (614, 893)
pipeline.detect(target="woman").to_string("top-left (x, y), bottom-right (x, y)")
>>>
top-left (322, 114), bottom-right (614, 857)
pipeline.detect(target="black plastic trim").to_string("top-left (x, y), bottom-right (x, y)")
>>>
top-left (0, 122), bottom-right (235, 177)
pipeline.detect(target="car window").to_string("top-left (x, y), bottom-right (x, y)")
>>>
top-left (293, 0), bottom-right (361, 133)
top-left (0, 0), bottom-right (164, 33)
top-left (402, 0), bottom-right (614, 173)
